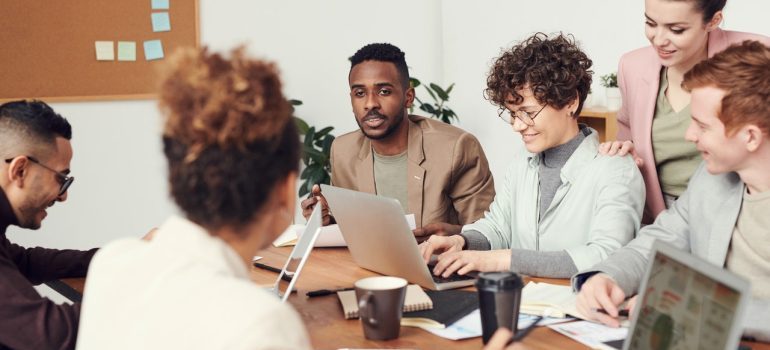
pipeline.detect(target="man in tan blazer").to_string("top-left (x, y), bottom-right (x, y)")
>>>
top-left (301, 43), bottom-right (494, 236)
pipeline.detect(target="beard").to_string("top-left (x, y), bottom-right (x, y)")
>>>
top-left (356, 108), bottom-right (407, 141)
top-left (16, 185), bottom-right (52, 230)
top-left (16, 201), bottom-right (45, 229)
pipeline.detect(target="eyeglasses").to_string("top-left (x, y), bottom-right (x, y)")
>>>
top-left (4, 156), bottom-right (74, 197)
top-left (499, 104), bottom-right (548, 126)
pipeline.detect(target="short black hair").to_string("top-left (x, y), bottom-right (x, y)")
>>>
top-left (0, 100), bottom-right (72, 142)
top-left (349, 43), bottom-right (410, 88)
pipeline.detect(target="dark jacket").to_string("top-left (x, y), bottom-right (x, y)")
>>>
top-left (0, 188), bottom-right (96, 350)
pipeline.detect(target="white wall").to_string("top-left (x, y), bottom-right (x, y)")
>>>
top-left (7, 0), bottom-right (769, 250)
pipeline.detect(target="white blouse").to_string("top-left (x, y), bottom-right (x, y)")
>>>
top-left (77, 216), bottom-right (310, 350)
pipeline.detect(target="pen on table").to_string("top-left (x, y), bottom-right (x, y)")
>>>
top-left (595, 308), bottom-right (630, 317)
top-left (306, 287), bottom-right (355, 298)
top-left (253, 261), bottom-right (293, 282)
top-left (507, 315), bottom-right (543, 344)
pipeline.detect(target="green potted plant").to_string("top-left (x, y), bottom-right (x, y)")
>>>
top-left (291, 99), bottom-right (334, 197)
top-left (600, 73), bottom-right (621, 110)
top-left (409, 78), bottom-right (459, 124)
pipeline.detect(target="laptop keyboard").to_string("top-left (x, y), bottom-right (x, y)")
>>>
top-left (428, 264), bottom-right (476, 283)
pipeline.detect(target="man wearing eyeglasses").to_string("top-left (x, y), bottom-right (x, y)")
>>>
top-left (0, 100), bottom-right (96, 350)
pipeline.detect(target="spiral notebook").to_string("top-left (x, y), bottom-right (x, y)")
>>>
top-left (338, 284), bottom-right (432, 319)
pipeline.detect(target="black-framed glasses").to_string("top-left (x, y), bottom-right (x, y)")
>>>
top-left (4, 156), bottom-right (74, 196)
top-left (499, 104), bottom-right (548, 126)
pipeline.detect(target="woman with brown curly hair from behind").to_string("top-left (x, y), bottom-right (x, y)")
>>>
top-left (76, 47), bottom-right (310, 350)
top-left (419, 33), bottom-right (646, 279)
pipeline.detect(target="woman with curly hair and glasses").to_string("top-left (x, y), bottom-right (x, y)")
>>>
top-left (419, 33), bottom-right (645, 279)
top-left (76, 47), bottom-right (310, 349)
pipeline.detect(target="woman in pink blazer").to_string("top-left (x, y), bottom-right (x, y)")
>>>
top-left (603, 0), bottom-right (770, 223)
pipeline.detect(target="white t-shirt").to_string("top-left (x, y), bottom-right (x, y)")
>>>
top-left (77, 216), bottom-right (310, 350)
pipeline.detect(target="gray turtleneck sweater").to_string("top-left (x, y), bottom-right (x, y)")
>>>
top-left (460, 128), bottom-right (590, 278)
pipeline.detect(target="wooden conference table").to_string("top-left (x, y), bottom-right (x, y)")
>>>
top-left (248, 246), bottom-right (579, 349)
top-left (64, 246), bottom-right (769, 350)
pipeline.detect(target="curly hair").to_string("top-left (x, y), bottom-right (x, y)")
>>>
top-left (683, 40), bottom-right (770, 136)
top-left (485, 33), bottom-right (593, 117)
top-left (349, 43), bottom-right (410, 88)
top-left (158, 46), bottom-right (299, 231)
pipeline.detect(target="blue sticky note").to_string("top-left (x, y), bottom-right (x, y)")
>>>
top-left (143, 40), bottom-right (164, 61)
top-left (151, 0), bottom-right (169, 10)
top-left (151, 12), bottom-right (171, 32)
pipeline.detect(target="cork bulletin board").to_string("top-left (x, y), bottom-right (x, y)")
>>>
top-left (0, 0), bottom-right (199, 102)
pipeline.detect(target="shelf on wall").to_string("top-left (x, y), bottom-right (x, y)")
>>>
top-left (579, 107), bottom-right (618, 142)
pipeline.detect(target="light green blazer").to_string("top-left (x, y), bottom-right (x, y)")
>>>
top-left (463, 130), bottom-right (645, 271)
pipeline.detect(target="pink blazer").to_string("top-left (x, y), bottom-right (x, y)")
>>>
top-left (616, 28), bottom-right (770, 223)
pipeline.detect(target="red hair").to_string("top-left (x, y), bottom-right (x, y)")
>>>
top-left (683, 40), bottom-right (770, 135)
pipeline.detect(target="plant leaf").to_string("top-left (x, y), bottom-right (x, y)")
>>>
top-left (322, 135), bottom-right (335, 155)
top-left (430, 83), bottom-right (449, 101)
top-left (423, 85), bottom-right (437, 101)
top-left (304, 127), bottom-right (316, 148)
top-left (299, 181), bottom-right (310, 197)
top-left (315, 126), bottom-right (334, 138)
top-left (320, 171), bottom-right (331, 186)
top-left (305, 148), bottom-right (326, 164)
top-left (289, 99), bottom-right (303, 106)
top-left (409, 78), bottom-right (421, 88)
top-left (300, 163), bottom-right (321, 179)
top-left (445, 83), bottom-right (455, 95)
top-left (294, 117), bottom-right (310, 135)
top-left (419, 104), bottom-right (436, 115)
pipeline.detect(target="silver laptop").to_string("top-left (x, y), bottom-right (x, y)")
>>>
top-left (605, 241), bottom-right (750, 350)
top-left (273, 204), bottom-right (322, 302)
top-left (321, 184), bottom-right (475, 291)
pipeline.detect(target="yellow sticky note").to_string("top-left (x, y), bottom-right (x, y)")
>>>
top-left (95, 41), bottom-right (114, 61)
top-left (117, 41), bottom-right (136, 61)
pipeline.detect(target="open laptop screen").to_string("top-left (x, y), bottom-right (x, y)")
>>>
top-left (627, 246), bottom-right (744, 350)
top-left (273, 205), bottom-right (322, 302)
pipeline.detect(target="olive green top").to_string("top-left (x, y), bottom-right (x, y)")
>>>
top-left (373, 150), bottom-right (409, 213)
top-left (651, 68), bottom-right (701, 197)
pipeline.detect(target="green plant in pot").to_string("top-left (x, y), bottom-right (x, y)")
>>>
top-left (291, 99), bottom-right (334, 197)
top-left (409, 78), bottom-right (459, 124)
top-left (600, 73), bottom-right (621, 110)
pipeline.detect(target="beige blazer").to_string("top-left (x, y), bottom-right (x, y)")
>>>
top-left (330, 115), bottom-right (495, 228)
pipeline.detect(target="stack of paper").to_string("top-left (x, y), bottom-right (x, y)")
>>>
top-left (423, 309), bottom-right (573, 340)
top-left (272, 214), bottom-right (417, 248)
top-left (549, 320), bottom-right (628, 350)
top-left (338, 284), bottom-right (433, 319)
top-left (521, 281), bottom-right (587, 319)
top-left (272, 224), bottom-right (347, 247)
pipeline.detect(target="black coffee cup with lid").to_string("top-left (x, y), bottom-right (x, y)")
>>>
top-left (476, 271), bottom-right (524, 344)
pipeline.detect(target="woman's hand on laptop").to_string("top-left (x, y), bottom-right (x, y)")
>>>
top-left (419, 235), bottom-right (465, 264)
top-left (576, 273), bottom-right (627, 328)
top-left (432, 250), bottom-right (511, 278)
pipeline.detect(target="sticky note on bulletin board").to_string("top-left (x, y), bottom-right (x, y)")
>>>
top-left (0, 0), bottom-right (199, 102)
